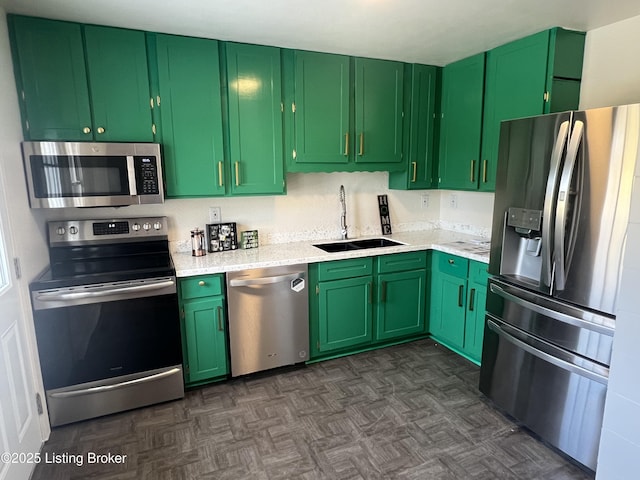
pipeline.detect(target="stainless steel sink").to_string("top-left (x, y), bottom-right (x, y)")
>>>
top-left (313, 238), bottom-right (404, 253)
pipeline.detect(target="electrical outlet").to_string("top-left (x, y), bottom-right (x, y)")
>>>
top-left (421, 194), bottom-right (429, 208)
top-left (449, 194), bottom-right (458, 209)
top-left (209, 206), bottom-right (221, 223)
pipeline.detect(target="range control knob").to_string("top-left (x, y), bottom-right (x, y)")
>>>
top-left (69, 226), bottom-right (78, 235)
top-left (56, 226), bottom-right (66, 236)
top-left (131, 223), bottom-right (141, 232)
top-left (142, 223), bottom-right (151, 231)
top-left (153, 221), bottom-right (163, 230)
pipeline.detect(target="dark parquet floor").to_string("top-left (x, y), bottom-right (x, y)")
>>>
top-left (32, 339), bottom-right (594, 479)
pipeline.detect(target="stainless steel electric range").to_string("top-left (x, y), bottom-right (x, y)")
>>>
top-left (29, 217), bottom-right (184, 427)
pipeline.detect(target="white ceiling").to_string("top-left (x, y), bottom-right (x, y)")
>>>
top-left (2, 0), bottom-right (640, 66)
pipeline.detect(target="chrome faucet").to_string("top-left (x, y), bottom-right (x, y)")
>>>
top-left (339, 185), bottom-right (348, 240)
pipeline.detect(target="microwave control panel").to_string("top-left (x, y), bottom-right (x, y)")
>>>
top-left (134, 156), bottom-right (160, 195)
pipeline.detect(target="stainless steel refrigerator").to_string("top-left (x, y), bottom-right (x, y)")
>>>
top-left (479, 104), bottom-right (639, 471)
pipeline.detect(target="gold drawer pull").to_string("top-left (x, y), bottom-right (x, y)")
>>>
top-left (198, 281), bottom-right (205, 286)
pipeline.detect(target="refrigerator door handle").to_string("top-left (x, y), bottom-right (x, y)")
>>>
top-left (486, 317), bottom-right (609, 385)
top-left (554, 120), bottom-right (584, 291)
top-left (542, 120), bottom-right (571, 287)
top-left (490, 282), bottom-right (615, 335)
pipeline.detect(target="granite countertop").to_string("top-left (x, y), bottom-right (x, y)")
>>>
top-left (172, 229), bottom-right (490, 277)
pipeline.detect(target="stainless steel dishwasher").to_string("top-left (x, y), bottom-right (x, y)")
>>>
top-left (226, 264), bottom-right (309, 376)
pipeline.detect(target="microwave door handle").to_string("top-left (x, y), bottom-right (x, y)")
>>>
top-left (127, 155), bottom-right (137, 196)
top-left (542, 120), bottom-right (570, 287)
top-left (554, 120), bottom-right (584, 291)
top-left (69, 156), bottom-right (82, 187)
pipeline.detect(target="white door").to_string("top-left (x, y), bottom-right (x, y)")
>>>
top-left (0, 167), bottom-right (42, 479)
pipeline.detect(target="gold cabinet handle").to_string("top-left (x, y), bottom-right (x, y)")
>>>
top-left (82, 127), bottom-right (91, 134)
top-left (344, 132), bottom-right (349, 156)
top-left (359, 132), bottom-right (364, 156)
top-left (411, 162), bottom-right (417, 183)
top-left (482, 159), bottom-right (488, 183)
top-left (198, 280), bottom-right (205, 286)
top-left (218, 161), bottom-right (224, 187)
top-left (234, 161), bottom-right (240, 186)
top-left (470, 160), bottom-right (476, 182)
top-left (97, 127), bottom-right (105, 134)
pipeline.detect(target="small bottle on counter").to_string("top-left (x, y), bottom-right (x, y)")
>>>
top-left (191, 228), bottom-right (207, 257)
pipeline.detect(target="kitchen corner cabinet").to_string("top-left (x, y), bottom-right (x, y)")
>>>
top-left (9, 15), bottom-right (153, 142)
top-left (225, 43), bottom-right (285, 195)
top-left (284, 50), bottom-right (404, 173)
top-left (309, 251), bottom-right (427, 360)
top-left (151, 34), bottom-right (226, 197)
top-left (178, 275), bottom-right (229, 386)
top-left (389, 64), bottom-right (440, 190)
top-left (429, 251), bottom-right (487, 364)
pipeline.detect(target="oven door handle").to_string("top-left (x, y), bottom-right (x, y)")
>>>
top-left (34, 278), bottom-right (175, 302)
top-left (48, 368), bottom-right (182, 398)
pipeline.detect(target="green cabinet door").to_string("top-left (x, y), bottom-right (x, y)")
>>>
top-left (318, 276), bottom-right (373, 352)
top-left (154, 34), bottom-right (225, 197)
top-left (480, 31), bottom-right (550, 192)
top-left (438, 53), bottom-right (485, 190)
top-left (389, 64), bottom-right (439, 190)
top-left (465, 279), bottom-right (487, 362)
top-left (430, 271), bottom-right (467, 350)
top-left (226, 43), bottom-right (284, 195)
top-left (10, 16), bottom-right (92, 141)
top-left (182, 297), bottom-right (229, 384)
top-left (84, 26), bottom-right (153, 142)
top-left (376, 269), bottom-right (427, 340)
top-left (355, 58), bottom-right (404, 165)
top-left (293, 51), bottom-right (350, 165)
top-left (465, 260), bottom-right (489, 363)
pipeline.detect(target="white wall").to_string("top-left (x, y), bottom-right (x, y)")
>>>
top-left (581, 13), bottom-right (640, 479)
top-left (580, 14), bottom-right (640, 109)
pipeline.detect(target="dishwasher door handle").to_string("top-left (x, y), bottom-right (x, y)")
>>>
top-left (229, 271), bottom-right (305, 287)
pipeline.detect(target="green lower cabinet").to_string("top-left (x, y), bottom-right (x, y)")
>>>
top-left (376, 269), bottom-right (426, 340)
top-left (429, 252), bottom-right (488, 365)
top-left (179, 275), bottom-right (229, 386)
top-left (310, 252), bottom-right (428, 361)
top-left (430, 271), bottom-right (467, 350)
top-left (317, 276), bottom-right (373, 353)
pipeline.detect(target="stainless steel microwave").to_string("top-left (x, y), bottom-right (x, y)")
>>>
top-left (22, 142), bottom-right (164, 208)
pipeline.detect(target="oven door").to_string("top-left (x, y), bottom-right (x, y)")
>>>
top-left (31, 276), bottom-right (183, 425)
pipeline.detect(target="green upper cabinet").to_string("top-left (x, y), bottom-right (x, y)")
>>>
top-left (285, 51), bottom-right (404, 173)
top-left (438, 27), bottom-right (584, 192)
top-left (389, 64), bottom-right (439, 190)
top-left (292, 51), bottom-right (350, 166)
top-left (225, 43), bottom-right (285, 195)
top-left (152, 34), bottom-right (225, 197)
top-left (84, 26), bottom-right (153, 142)
top-left (479, 29), bottom-right (584, 192)
top-left (438, 53), bottom-right (486, 191)
top-left (354, 57), bottom-right (404, 165)
top-left (9, 15), bottom-right (152, 142)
